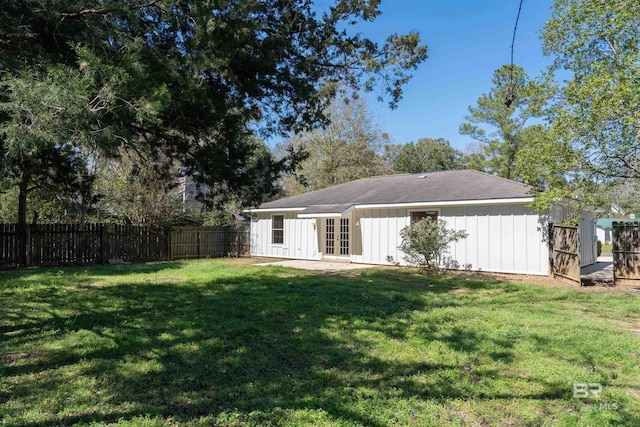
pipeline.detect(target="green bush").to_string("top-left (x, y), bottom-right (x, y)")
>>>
top-left (597, 240), bottom-right (602, 257)
top-left (398, 218), bottom-right (468, 272)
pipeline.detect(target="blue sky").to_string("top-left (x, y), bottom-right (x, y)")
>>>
top-left (318, 0), bottom-right (555, 153)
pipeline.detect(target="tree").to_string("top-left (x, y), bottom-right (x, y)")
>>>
top-left (603, 180), bottom-right (640, 216)
top-left (94, 151), bottom-right (187, 227)
top-left (398, 218), bottom-right (468, 272)
top-left (459, 64), bottom-right (552, 180)
top-left (0, 66), bottom-right (100, 224)
top-left (1, 1), bottom-right (428, 217)
top-left (461, 141), bottom-right (487, 172)
top-left (0, 186), bottom-right (67, 224)
top-left (525, 0), bottom-right (640, 210)
top-left (390, 138), bottom-right (463, 174)
top-left (276, 95), bottom-right (391, 195)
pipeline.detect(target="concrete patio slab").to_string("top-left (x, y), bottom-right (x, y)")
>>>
top-left (254, 259), bottom-right (377, 271)
top-left (581, 256), bottom-right (613, 284)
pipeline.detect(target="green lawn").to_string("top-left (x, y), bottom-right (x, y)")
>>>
top-left (1, 260), bottom-right (639, 426)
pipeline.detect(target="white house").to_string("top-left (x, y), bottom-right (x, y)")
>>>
top-left (247, 170), bottom-right (597, 275)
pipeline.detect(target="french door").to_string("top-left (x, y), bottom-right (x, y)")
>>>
top-left (324, 218), bottom-right (349, 258)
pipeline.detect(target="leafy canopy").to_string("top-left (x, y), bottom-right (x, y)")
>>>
top-left (521, 0), bottom-right (640, 211)
top-left (276, 94), bottom-right (390, 195)
top-left (460, 64), bottom-right (552, 181)
top-left (0, 0), bottom-right (428, 219)
top-left (390, 138), bottom-right (463, 174)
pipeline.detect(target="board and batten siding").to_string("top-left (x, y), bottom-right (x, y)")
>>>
top-left (250, 212), bottom-right (321, 260)
top-left (441, 204), bottom-right (548, 275)
top-left (351, 203), bottom-right (549, 275)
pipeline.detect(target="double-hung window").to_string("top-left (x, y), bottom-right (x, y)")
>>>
top-left (272, 215), bottom-right (284, 244)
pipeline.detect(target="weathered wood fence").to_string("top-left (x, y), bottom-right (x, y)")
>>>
top-left (549, 223), bottom-right (581, 285)
top-left (612, 221), bottom-right (640, 286)
top-left (0, 223), bottom-right (250, 269)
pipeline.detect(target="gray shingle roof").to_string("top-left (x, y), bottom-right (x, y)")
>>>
top-left (258, 170), bottom-right (533, 209)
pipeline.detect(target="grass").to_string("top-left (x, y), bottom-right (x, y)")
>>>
top-left (1, 259), bottom-right (639, 426)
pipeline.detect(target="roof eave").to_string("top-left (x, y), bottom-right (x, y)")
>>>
top-left (244, 207), bottom-right (306, 213)
top-left (354, 197), bottom-right (535, 209)
top-left (247, 197), bottom-right (536, 213)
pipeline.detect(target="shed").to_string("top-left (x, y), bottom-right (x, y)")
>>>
top-left (246, 170), bottom-right (597, 275)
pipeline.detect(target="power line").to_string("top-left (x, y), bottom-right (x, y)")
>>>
top-left (506, 0), bottom-right (524, 107)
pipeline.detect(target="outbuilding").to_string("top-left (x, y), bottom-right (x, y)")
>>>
top-left (247, 170), bottom-right (597, 275)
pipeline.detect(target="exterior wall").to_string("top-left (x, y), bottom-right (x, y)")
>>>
top-left (318, 212), bottom-right (355, 259)
top-left (352, 203), bottom-right (549, 275)
top-left (250, 202), bottom-right (555, 275)
top-left (250, 212), bottom-right (321, 260)
top-left (597, 227), bottom-right (611, 244)
top-left (350, 207), bottom-right (408, 266)
top-left (578, 210), bottom-right (597, 266)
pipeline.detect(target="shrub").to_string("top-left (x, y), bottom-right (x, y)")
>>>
top-left (398, 218), bottom-right (468, 272)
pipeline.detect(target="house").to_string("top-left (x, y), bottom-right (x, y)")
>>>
top-left (596, 217), bottom-right (637, 245)
top-left (180, 176), bottom-right (206, 212)
top-left (246, 170), bottom-right (597, 275)
top-left (597, 219), bottom-right (613, 244)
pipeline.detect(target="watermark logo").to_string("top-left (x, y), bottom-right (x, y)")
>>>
top-left (573, 383), bottom-right (602, 399)
top-left (572, 383), bottom-right (619, 411)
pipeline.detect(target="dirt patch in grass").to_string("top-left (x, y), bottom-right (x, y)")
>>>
top-left (448, 269), bottom-right (634, 293)
top-left (1, 351), bottom-right (42, 365)
top-left (240, 256), bottom-right (291, 264)
top-left (245, 258), bottom-right (630, 292)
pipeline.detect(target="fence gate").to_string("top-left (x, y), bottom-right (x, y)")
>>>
top-left (612, 221), bottom-right (640, 286)
top-left (549, 223), bottom-right (581, 285)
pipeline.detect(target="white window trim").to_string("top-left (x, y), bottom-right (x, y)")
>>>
top-left (271, 214), bottom-right (285, 246)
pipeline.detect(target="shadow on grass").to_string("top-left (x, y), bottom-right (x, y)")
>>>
top-left (1, 265), bottom-right (638, 426)
top-left (0, 260), bottom-right (190, 281)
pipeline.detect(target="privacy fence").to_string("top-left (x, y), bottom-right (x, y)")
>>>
top-left (0, 223), bottom-right (250, 269)
top-left (612, 221), bottom-right (640, 286)
top-left (548, 223), bottom-right (581, 285)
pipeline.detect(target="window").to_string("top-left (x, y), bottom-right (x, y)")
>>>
top-left (410, 210), bottom-right (438, 224)
top-left (272, 215), bottom-right (284, 244)
top-left (325, 219), bottom-right (335, 254)
top-left (339, 218), bottom-right (349, 255)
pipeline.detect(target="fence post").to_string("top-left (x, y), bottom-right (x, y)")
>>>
top-left (166, 227), bottom-right (171, 261)
top-left (223, 228), bottom-right (229, 257)
top-left (236, 226), bottom-right (241, 258)
top-left (100, 224), bottom-right (108, 264)
top-left (196, 229), bottom-right (201, 259)
top-left (24, 224), bottom-right (32, 267)
top-left (548, 222), bottom-right (554, 277)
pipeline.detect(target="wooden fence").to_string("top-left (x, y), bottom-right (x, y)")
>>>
top-left (0, 223), bottom-right (249, 269)
top-left (612, 221), bottom-right (640, 286)
top-left (549, 223), bottom-right (581, 285)
top-left (169, 226), bottom-right (249, 260)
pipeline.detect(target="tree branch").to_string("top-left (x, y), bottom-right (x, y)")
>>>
top-left (61, 0), bottom-right (160, 18)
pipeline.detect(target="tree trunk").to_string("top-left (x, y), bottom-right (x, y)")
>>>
top-left (17, 177), bottom-right (29, 225)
